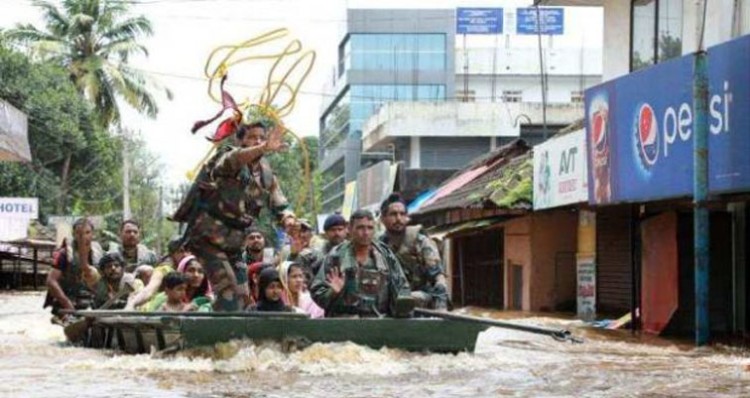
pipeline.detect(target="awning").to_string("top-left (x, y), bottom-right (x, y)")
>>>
top-left (425, 218), bottom-right (503, 240)
top-left (0, 99), bottom-right (31, 162)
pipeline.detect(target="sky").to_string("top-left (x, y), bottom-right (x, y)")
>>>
top-left (1, 0), bottom-right (602, 187)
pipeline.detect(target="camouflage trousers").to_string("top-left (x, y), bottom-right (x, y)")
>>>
top-left (411, 282), bottom-right (449, 310)
top-left (187, 213), bottom-right (250, 311)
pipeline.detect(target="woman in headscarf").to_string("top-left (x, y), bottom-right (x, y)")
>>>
top-left (248, 267), bottom-right (293, 312)
top-left (279, 261), bottom-right (324, 318)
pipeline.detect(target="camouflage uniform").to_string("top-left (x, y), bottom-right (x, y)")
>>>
top-left (91, 273), bottom-right (143, 309)
top-left (174, 145), bottom-right (288, 311)
top-left (310, 240), bottom-right (412, 317)
top-left (107, 243), bottom-right (158, 273)
top-left (379, 226), bottom-right (449, 309)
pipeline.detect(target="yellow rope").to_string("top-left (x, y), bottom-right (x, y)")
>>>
top-left (188, 28), bottom-right (315, 215)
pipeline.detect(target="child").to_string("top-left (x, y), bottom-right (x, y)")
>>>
top-left (249, 267), bottom-right (293, 312)
top-left (159, 272), bottom-right (193, 312)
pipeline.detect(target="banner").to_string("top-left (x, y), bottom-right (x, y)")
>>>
top-left (533, 129), bottom-right (588, 210)
top-left (586, 34), bottom-right (750, 204)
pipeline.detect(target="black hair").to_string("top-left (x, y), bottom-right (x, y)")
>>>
top-left (286, 262), bottom-right (303, 276)
top-left (163, 272), bottom-right (188, 290)
top-left (350, 209), bottom-right (375, 223)
top-left (244, 226), bottom-right (264, 238)
top-left (73, 217), bottom-right (95, 232)
top-left (236, 122), bottom-right (267, 140)
top-left (380, 193), bottom-right (408, 216)
top-left (98, 252), bottom-right (126, 270)
top-left (120, 219), bottom-right (140, 231)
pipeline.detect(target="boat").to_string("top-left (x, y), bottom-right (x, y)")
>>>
top-left (65, 310), bottom-right (493, 354)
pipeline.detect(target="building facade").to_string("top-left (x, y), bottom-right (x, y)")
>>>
top-left (319, 9), bottom-right (456, 213)
top-left (320, 7), bottom-right (603, 213)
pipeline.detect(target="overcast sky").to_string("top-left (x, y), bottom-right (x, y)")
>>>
top-left (1, 0), bottom-right (602, 186)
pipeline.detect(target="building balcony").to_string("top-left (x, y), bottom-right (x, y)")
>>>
top-left (361, 101), bottom-right (583, 152)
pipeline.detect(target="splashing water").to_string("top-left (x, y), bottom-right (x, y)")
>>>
top-left (2, 292), bottom-right (750, 397)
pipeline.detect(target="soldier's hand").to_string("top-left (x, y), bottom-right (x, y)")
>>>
top-left (327, 267), bottom-right (345, 295)
top-left (264, 123), bottom-right (287, 153)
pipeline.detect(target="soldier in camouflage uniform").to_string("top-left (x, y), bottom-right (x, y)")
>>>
top-left (379, 194), bottom-right (449, 310)
top-left (311, 210), bottom-right (415, 318)
top-left (173, 121), bottom-right (289, 311)
top-left (286, 219), bottom-right (324, 286)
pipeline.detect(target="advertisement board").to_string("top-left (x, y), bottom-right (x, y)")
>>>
top-left (585, 34), bottom-right (750, 204)
top-left (533, 129), bottom-right (588, 210)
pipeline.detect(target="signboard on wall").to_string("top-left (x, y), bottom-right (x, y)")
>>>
top-left (585, 34), bottom-right (750, 204)
top-left (576, 256), bottom-right (596, 321)
top-left (456, 8), bottom-right (503, 34)
top-left (533, 129), bottom-right (588, 210)
top-left (516, 8), bottom-right (564, 35)
top-left (0, 197), bottom-right (38, 242)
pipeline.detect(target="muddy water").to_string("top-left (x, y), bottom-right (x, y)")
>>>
top-left (2, 292), bottom-right (749, 398)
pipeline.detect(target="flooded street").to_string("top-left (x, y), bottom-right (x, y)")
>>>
top-left (2, 292), bottom-right (750, 397)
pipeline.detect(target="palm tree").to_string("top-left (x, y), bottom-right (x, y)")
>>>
top-left (4, 0), bottom-right (172, 127)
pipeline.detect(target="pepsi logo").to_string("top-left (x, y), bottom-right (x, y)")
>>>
top-left (591, 108), bottom-right (608, 153)
top-left (636, 103), bottom-right (659, 168)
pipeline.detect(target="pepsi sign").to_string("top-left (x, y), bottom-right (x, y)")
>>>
top-left (585, 33), bottom-right (749, 204)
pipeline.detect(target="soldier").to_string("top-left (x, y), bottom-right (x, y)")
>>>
top-left (173, 119), bottom-right (289, 311)
top-left (44, 217), bottom-right (103, 321)
top-left (108, 219), bottom-right (158, 272)
top-left (321, 213), bottom-right (347, 254)
top-left (311, 209), bottom-right (414, 318)
top-left (379, 193), bottom-right (449, 310)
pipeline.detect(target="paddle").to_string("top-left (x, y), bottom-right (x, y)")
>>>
top-left (414, 308), bottom-right (584, 344)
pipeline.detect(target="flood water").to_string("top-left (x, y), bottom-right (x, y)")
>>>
top-left (2, 292), bottom-right (750, 397)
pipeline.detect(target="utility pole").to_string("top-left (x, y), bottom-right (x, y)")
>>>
top-left (535, 5), bottom-right (549, 140)
top-left (121, 127), bottom-right (132, 220)
top-left (693, 0), bottom-right (710, 346)
top-left (157, 185), bottom-right (164, 253)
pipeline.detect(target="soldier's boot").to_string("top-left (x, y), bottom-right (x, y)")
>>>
top-left (393, 294), bottom-right (416, 318)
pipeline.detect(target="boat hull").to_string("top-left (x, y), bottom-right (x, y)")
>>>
top-left (69, 312), bottom-right (489, 354)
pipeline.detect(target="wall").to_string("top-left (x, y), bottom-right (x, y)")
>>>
top-left (503, 216), bottom-right (532, 310)
top-left (602, 0), bottom-right (632, 80)
top-left (464, 75), bottom-right (601, 104)
top-left (530, 210), bottom-right (579, 311)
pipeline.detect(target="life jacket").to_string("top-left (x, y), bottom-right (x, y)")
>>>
top-left (43, 244), bottom-right (102, 312)
top-left (385, 226), bottom-right (427, 289)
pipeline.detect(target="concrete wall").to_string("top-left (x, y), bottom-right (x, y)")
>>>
top-left (529, 210), bottom-right (579, 311)
top-left (463, 75), bottom-right (601, 104)
top-left (503, 216), bottom-right (532, 310)
top-left (362, 101), bottom-right (584, 151)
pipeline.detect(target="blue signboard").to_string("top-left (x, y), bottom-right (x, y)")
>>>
top-left (456, 8), bottom-right (503, 35)
top-left (585, 34), bottom-right (750, 205)
top-left (517, 8), bottom-right (564, 35)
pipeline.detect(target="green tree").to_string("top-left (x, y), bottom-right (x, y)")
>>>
top-left (3, 0), bottom-right (172, 128)
top-left (0, 46), bottom-right (121, 216)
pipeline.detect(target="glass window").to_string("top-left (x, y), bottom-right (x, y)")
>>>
top-left (630, 0), bottom-right (683, 71)
top-left (658, 0), bottom-right (682, 62)
top-left (348, 33), bottom-right (446, 72)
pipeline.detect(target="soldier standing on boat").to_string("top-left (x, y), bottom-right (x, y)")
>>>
top-left (172, 119), bottom-right (290, 311)
top-left (311, 209), bottom-right (415, 318)
top-left (44, 217), bottom-right (103, 321)
top-left (378, 193), bottom-right (450, 310)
